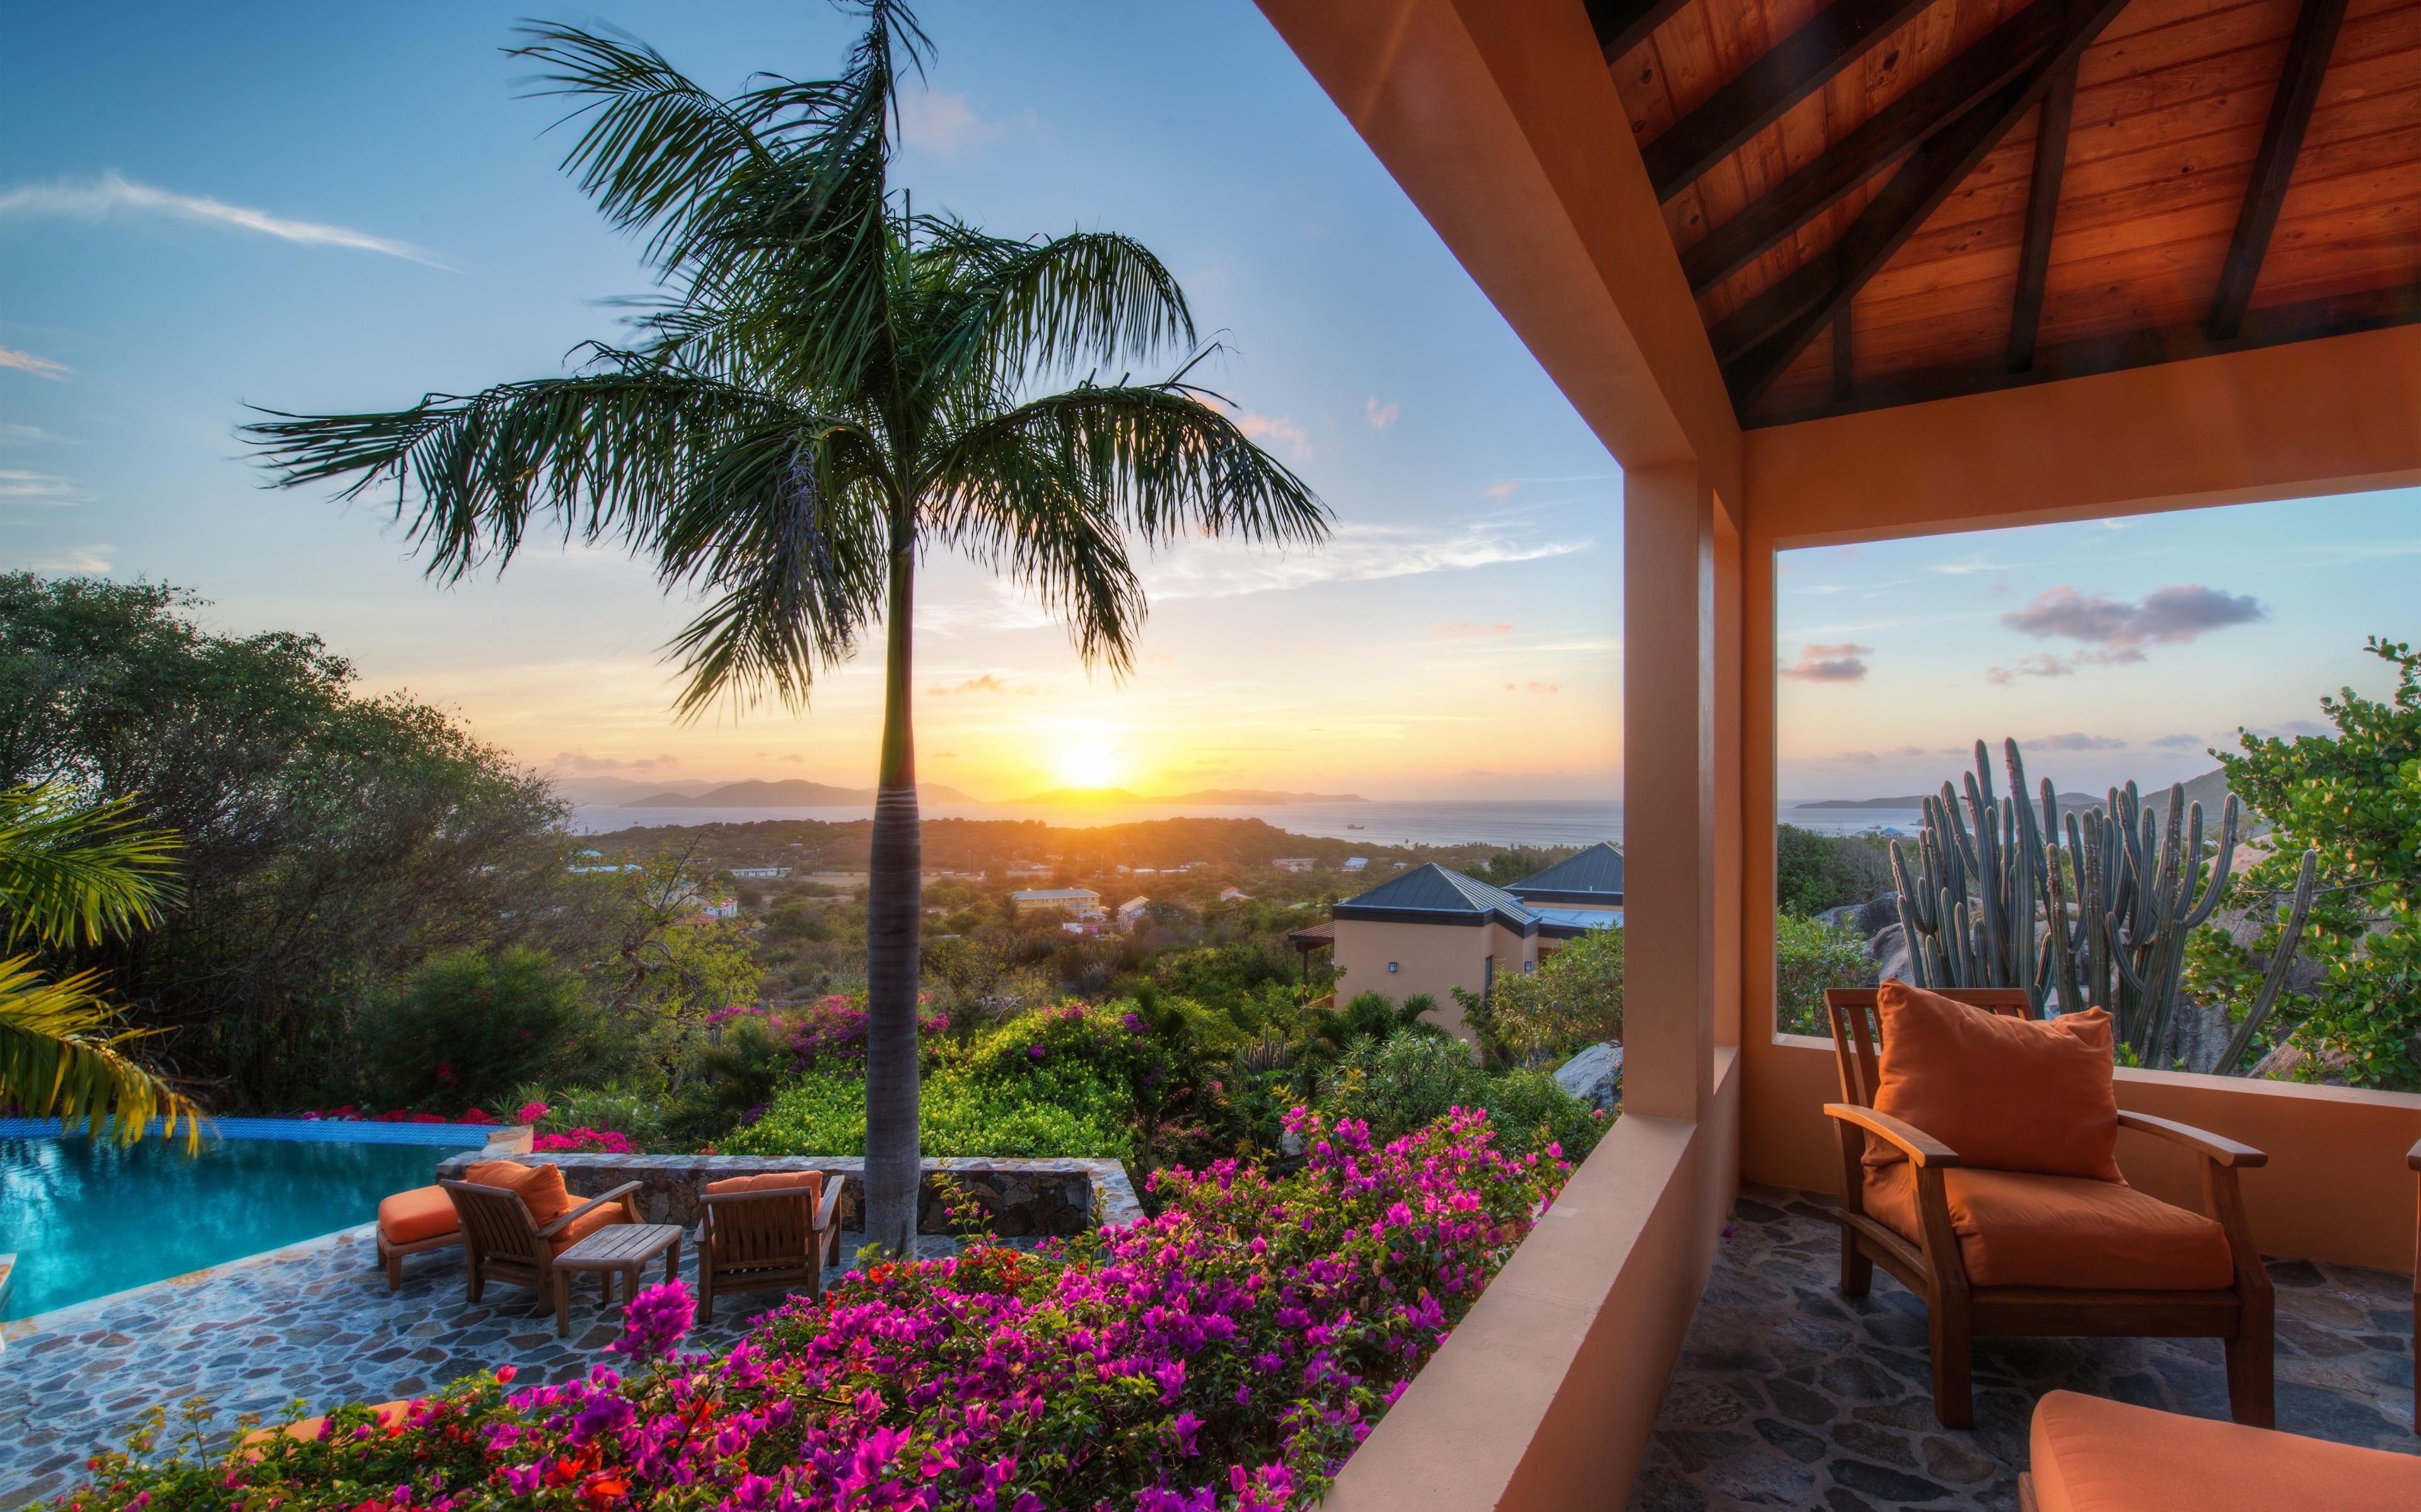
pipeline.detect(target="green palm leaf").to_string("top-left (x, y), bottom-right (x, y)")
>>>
top-left (0, 958), bottom-right (202, 1147)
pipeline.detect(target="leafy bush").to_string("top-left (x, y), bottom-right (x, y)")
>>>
top-left (1483, 926), bottom-right (1622, 1060)
top-left (357, 949), bottom-right (625, 1112)
top-left (1774, 912), bottom-right (1876, 1036)
top-left (1775, 824), bottom-right (1895, 916)
top-left (59, 1108), bottom-right (1569, 1512)
top-left (508, 1082), bottom-right (670, 1151)
top-left (1318, 1033), bottom-right (1605, 1163)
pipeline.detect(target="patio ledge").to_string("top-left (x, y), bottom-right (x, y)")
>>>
top-left (1323, 1045), bottom-right (1741, 1509)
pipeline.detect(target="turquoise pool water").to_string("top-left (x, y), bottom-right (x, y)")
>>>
top-left (0, 1129), bottom-right (482, 1320)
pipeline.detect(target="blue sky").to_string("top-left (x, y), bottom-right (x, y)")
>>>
top-left (3, 2), bottom-right (2411, 805)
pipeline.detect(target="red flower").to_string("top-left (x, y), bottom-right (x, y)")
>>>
top-left (582, 1475), bottom-right (628, 1511)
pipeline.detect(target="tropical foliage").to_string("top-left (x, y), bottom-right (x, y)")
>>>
top-left (1774, 911), bottom-right (1876, 1036)
top-left (56, 1108), bottom-right (1565, 1512)
top-left (241, 0), bottom-right (1328, 1253)
top-left (2185, 635), bottom-right (2421, 1089)
top-left (1315, 1032), bottom-right (1606, 1163)
top-left (0, 783), bottom-right (195, 1142)
top-left (1480, 926), bottom-right (1623, 1061)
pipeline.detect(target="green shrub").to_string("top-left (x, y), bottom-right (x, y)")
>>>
top-left (722, 1061), bottom-right (1131, 1160)
top-left (357, 948), bottom-right (623, 1112)
top-left (1317, 1032), bottom-right (1605, 1162)
top-left (1775, 912), bottom-right (1875, 1036)
top-left (1485, 926), bottom-right (1622, 1060)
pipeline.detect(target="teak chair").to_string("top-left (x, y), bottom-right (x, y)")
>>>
top-left (439, 1176), bottom-right (641, 1318)
top-left (1821, 986), bottom-right (2274, 1430)
top-left (695, 1176), bottom-right (845, 1322)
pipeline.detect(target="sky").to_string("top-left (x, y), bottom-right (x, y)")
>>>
top-left (3, 2), bottom-right (2413, 808)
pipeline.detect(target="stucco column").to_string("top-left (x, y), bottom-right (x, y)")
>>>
top-left (1623, 463), bottom-right (1717, 1122)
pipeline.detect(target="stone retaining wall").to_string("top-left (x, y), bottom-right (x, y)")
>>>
top-left (433, 1152), bottom-right (1141, 1237)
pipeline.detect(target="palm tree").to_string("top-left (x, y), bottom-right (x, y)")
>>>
top-left (0, 784), bottom-right (198, 1145)
top-left (243, 1), bottom-right (1329, 1254)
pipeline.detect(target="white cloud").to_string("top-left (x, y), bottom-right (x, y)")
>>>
top-left (1238, 412), bottom-right (1313, 462)
top-left (895, 91), bottom-right (1034, 158)
top-left (0, 171), bottom-right (445, 267)
top-left (11, 544), bottom-right (113, 572)
top-left (0, 423), bottom-right (74, 444)
top-left (1364, 396), bottom-right (1399, 430)
top-left (0, 468), bottom-right (88, 503)
top-left (0, 345), bottom-right (70, 379)
top-left (1144, 514), bottom-right (1591, 601)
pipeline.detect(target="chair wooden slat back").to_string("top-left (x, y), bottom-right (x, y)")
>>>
top-left (441, 1180), bottom-right (543, 1268)
top-left (1821, 986), bottom-right (2038, 1108)
top-left (703, 1188), bottom-right (815, 1271)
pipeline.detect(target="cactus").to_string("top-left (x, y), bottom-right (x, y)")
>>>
top-left (1891, 739), bottom-right (2246, 1063)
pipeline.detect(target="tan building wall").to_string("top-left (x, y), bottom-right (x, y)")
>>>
top-left (1333, 917), bottom-right (1543, 1039)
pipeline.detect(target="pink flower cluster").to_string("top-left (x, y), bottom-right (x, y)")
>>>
top-left (533, 1127), bottom-right (638, 1155)
top-left (299, 1105), bottom-right (498, 1126)
top-left (59, 1108), bottom-right (1567, 1512)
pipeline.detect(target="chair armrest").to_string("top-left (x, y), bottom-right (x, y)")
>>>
top-left (2115, 1112), bottom-right (2268, 1169)
top-left (815, 1177), bottom-right (845, 1232)
top-left (1823, 1104), bottom-right (1961, 1167)
top-left (537, 1180), bottom-right (645, 1239)
top-left (2407, 1134), bottom-right (2421, 1172)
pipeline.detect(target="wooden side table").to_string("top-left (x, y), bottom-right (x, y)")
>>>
top-left (553, 1223), bottom-right (683, 1339)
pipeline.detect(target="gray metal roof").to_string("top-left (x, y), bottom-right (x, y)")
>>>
top-left (1507, 842), bottom-right (1625, 905)
top-left (1332, 863), bottom-right (1540, 933)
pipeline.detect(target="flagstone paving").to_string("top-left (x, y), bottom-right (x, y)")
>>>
top-left (0, 1223), bottom-right (950, 1511)
top-left (1629, 1183), bottom-right (2418, 1511)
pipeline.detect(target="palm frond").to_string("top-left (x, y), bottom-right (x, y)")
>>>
top-left (654, 419), bottom-right (896, 718)
top-left (0, 786), bottom-right (180, 950)
top-left (0, 957), bottom-right (202, 1149)
top-left (242, 358), bottom-right (802, 582)
top-left (917, 224), bottom-right (1197, 395)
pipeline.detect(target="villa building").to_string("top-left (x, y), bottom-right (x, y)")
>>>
top-left (1116, 896), bottom-right (1151, 932)
top-left (1008, 886), bottom-right (1101, 920)
top-left (1330, 842), bottom-right (1623, 1036)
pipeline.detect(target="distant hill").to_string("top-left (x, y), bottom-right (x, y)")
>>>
top-left (1795, 791), bottom-right (2097, 811)
top-left (1009, 787), bottom-right (1367, 805)
top-left (626, 779), bottom-right (978, 807)
top-left (1794, 769), bottom-right (2266, 839)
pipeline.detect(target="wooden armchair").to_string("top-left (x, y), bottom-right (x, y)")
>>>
top-left (440, 1175), bottom-right (641, 1318)
top-left (695, 1173), bottom-right (845, 1322)
top-left (1822, 986), bottom-right (2273, 1430)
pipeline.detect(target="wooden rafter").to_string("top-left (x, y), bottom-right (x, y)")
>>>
top-left (1586, 0), bottom-right (1693, 66)
top-left (2007, 61), bottom-right (2079, 371)
top-left (1832, 305), bottom-right (1855, 403)
top-left (1679, 0), bottom-right (2069, 296)
top-left (1643, 0), bottom-right (1936, 202)
top-left (2207, 0), bottom-right (2350, 340)
top-left (1710, 0), bottom-right (2139, 412)
top-left (1750, 283), bottom-right (2421, 427)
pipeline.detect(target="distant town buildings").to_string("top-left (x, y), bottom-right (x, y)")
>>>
top-left (729, 866), bottom-right (791, 879)
top-left (1116, 896), bottom-right (1151, 932)
top-left (1219, 886), bottom-right (1252, 903)
top-left (1011, 886), bottom-right (1103, 919)
top-left (1342, 857), bottom-right (1368, 872)
top-left (1329, 843), bottom-right (1625, 1039)
top-left (1274, 857), bottom-right (1316, 872)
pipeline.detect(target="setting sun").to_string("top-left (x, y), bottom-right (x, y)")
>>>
top-left (1056, 740), bottom-right (1124, 790)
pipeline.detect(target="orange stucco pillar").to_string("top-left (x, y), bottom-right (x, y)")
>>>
top-left (1623, 463), bottom-right (1717, 1122)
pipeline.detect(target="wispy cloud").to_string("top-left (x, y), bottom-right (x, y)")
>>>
top-left (1989, 583), bottom-right (2265, 681)
top-left (895, 91), bottom-right (1035, 158)
top-left (1237, 412), bottom-right (1313, 462)
top-left (0, 468), bottom-right (90, 503)
top-left (2149, 732), bottom-right (2209, 749)
top-left (926, 674), bottom-right (1039, 697)
top-left (2030, 731), bottom-right (2128, 752)
top-left (550, 749), bottom-right (680, 773)
top-left (10, 543), bottom-right (113, 573)
top-left (1779, 642), bottom-right (1872, 683)
top-left (0, 423), bottom-right (75, 444)
top-left (1364, 396), bottom-right (1399, 430)
top-left (0, 345), bottom-right (71, 380)
top-left (1502, 681), bottom-right (1561, 695)
top-left (1143, 514), bottom-right (1591, 601)
top-left (0, 171), bottom-right (446, 267)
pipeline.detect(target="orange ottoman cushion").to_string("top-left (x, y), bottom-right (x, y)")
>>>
top-left (1870, 980), bottom-right (2123, 1182)
top-left (378, 1186), bottom-right (460, 1245)
top-left (465, 1159), bottom-right (576, 1225)
top-left (1865, 1165), bottom-right (2234, 1290)
top-left (2029, 1388), bottom-right (2421, 1510)
top-left (705, 1171), bottom-right (824, 1203)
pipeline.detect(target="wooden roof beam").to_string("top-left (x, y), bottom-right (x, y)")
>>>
top-left (2007, 61), bottom-right (2079, 371)
top-left (1680, 0), bottom-right (2067, 296)
top-left (1710, 0), bottom-right (2138, 413)
top-left (1644, 0), bottom-right (1937, 202)
top-left (1586, 0), bottom-right (1694, 65)
top-left (2207, 0), bottom-right (2349, 340)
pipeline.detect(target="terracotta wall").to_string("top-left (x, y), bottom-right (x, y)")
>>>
top-left (1331, 918), bottom-right (1490, 1035)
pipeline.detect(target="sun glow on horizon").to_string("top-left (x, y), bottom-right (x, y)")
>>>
top-left (1055, 738), bottom-right (1126, 791)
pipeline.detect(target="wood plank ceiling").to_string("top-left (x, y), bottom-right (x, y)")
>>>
top-left (1589, 0), bottom-right (2421, 425)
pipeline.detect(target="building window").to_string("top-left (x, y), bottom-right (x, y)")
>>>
top-left (1386, 961), bottom-right (1398, 973)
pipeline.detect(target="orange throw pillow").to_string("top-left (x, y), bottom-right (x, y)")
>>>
top-left (705, 1171), bottom-right (825, 1203)
top-left (1867, 979), bottom-right (2123, 1183)
top-left (465, 1159), bottom-right (577, 1225)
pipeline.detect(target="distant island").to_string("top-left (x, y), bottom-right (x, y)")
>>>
top-left (1009, 787), bottom-right (1368, 806)
top-left (626, 779), bottom-right (980, 807)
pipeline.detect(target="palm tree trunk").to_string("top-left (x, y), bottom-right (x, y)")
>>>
top-left (862, 533), bottom-right (922, 1259)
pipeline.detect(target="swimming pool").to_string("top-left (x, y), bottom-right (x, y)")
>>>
top-left (0, 1120), bottom-right (490, 1320)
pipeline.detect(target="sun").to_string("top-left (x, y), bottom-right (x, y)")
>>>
top-left (1057, 741), bottom-right (1123, 790)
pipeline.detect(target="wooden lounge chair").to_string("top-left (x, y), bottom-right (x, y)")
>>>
top-left (2017, 1388), bottom-right (2421, 1509)
top-left (1823, 985), bottom-right (2273, 1429)
top-left (695, 1172), bottom-right (844, 1322)
top-left (440, 1170), bottom-right (641, 1319)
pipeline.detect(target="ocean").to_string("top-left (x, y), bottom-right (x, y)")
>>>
top-left (572, 798), bottom-right (1630, 849)
top-left (573, 797), bottom-right (1930, 846)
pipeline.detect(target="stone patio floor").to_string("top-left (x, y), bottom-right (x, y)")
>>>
top-left (0, 1223), bottom-right (941, 1511)
top-left (1629, 1183), bottom-right (2418, 1511)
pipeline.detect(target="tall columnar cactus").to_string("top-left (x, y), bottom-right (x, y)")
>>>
top-left (1890, 739), bottom-right (2244, 1063)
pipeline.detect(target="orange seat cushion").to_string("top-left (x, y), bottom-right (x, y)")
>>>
top-left (705, 1171), bottom-right (824, 1201)
top-left (2028, 1388), bottom-right (2421, 1511)
top-left (1870, 980), bottom-right (2123, 1183)
top-left (377, 1186), bottom-right (460, 1245)
top-left (546, 1200), bottom-right (630, 1256)
top-left (1864, 1165), bottom-right (2234, 1290)
top-left (464, 1160), bottom-right (577, 1226)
